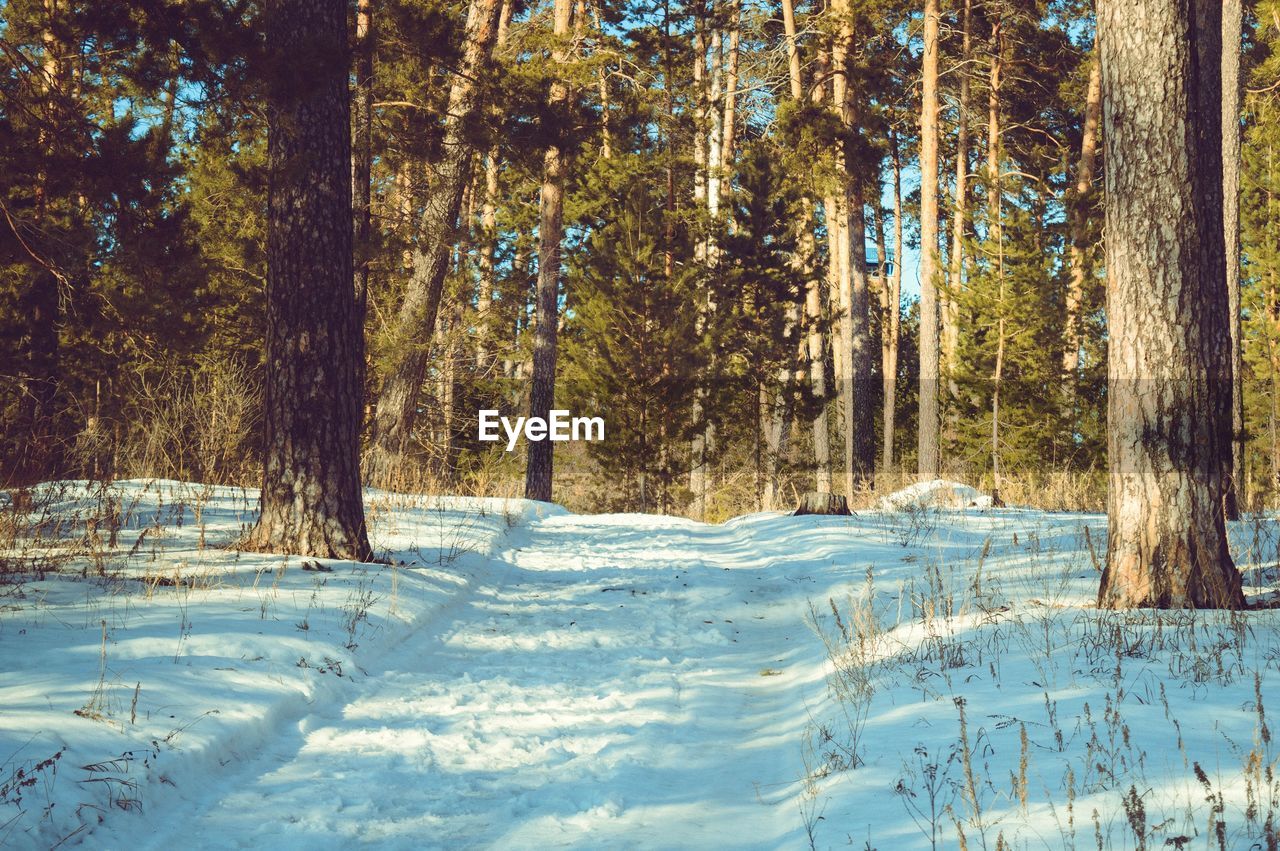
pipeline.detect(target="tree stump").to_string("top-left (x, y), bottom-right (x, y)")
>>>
top-left (793, 491), bottom-right (851, 516)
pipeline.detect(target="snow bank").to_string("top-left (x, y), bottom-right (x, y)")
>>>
top-left (877, 478), bottom-right (993, 511)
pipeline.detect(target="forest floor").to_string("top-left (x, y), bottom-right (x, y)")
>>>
top-left (4, 480), bottom-right (1280, 849)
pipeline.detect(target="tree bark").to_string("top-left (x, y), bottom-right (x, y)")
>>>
top-left (1063, 51), bottom-right (1102, 379)
top-left (524, 0), bottom-right (575, 503)
top-left (917, 0), bottom-right (942, 480)
top-left (987, 10), bottom-right (1006, 504)
top-left (477, 0), bottom-right (513, 371)
top-left (1223, 0), bottom-right (1244, 518)
top-left (1097, 0), bottom-right (1244, 609)
top-left (881, 132), bottom-right (904, 472)
top-left (353, 0), bottom-right (374, 312)
top-left (834, 0), bottom-right (875, 490)
top-left (249, 0), bottom-right (372, 562)
top-left (945, 0), bottom-right (970, 379)
top-left (368, 0), bottom-right (503, 480)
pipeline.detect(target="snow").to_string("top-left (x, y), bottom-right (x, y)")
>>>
top-left (3, 480), bottom-right (1280, 849)
top-left (878, 478), bottom-right (995, 510)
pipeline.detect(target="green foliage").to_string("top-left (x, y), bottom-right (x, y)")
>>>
top-left (562, 185), bottom-right (702, 512)
top-left (1242, 0), bottom-right (1280, 505)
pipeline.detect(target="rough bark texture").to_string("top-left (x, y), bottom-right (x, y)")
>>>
top-left (1064, 52), bottom-right (1102, 379)
top-left (917, 0), bottom-right (942, 480)
top-left (1223, 0), bottom-right (1244, 518)
top-left (367, 0), bottom-right (503, 480)
top-left (524, 0), bottom-right (575, 503)
top-left (248, 0), bottom-right (372, 562)
top-left (1097, 0), bottom-right (1244, 609)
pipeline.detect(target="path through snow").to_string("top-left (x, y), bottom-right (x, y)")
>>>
top-left (104, 512), bottom-right (841, 850)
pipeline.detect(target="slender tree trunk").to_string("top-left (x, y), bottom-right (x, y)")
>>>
top-left (476, 0), bottom-right (512, 372)
top-left (917, 0), bottom-right (942, 480)
top-left (249, 0), bottom-right (372, 561)
top-left (847, 181), bottom-right (875, 490)
top-left (882, 132), bottom-right (904, 472)
top-left (780, 0), bottom-right (831, 492)
top-left (987, 12), bottom-right (1005, 504)
top-left (721, 0), bottom-right (740, 172)
top-left (353, 0), bottom-right (374, 312)
top-left (945, 0), bottom-right (970, 380)
top-left (368, 0), bottom-right (503, 479)
top-left (689, 9), bottom-right (709, 517)
top-left (18, 0), bottom-right (64, 481)
top-left (1097, 0), bottom-right (1243, 609)
top-left (524, 0), bottom-right (575, 502)
top-left (985, 13), bottom-right (1002, 227)
top-left (1063, 51), bottom-right (1102, 380)
top-left (1223, 0), bottom-right (1244, 518)
top-left (352, 0), bottom-right (375, 421)
top-left (835, 0), bottom-right (874, 490)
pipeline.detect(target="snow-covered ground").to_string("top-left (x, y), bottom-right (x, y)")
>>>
top-left (3, 479), bottom-right (1280, 849)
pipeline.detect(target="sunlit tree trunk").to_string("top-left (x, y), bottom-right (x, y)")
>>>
top-left (524, 0), bottom-right (575, 502)
top-left (1063, 53), bottom-right (1101, 382)
top-left (987, 9), bottom-right (1006, 504)
top-left (368, 0), bottom-right (503, 480)
top-left (945, 0), bottom-right (970, 382)
top-left (1097, 0), bottom-right (1244, 609)
top-left (881, 132), bottom-right (904, 473)
top-left (917, 0), bottom-right (942, 479)
top-left (1223, 0), bottom-right (1244, 518)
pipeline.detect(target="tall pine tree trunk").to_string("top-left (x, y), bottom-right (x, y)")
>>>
top-left (882, 135), bottom-right (904, 473)
top-left (945, 0), bottom-right (970, 381)
top-left (353, 0), bottom-right (374, 311)
top-left (477, 0), bottom-right (513, 371)
top-left (1063, 51), bottom-right (1102, 380)
top-left (249, 0), bottom-right (372, 562)
top-left (368, 0), bottom-right (502, 480)
top-left (1097, 0), bottom-right (1243, 609)
top-left (987, 11), bottom-right (1006, 503)
top-left (917, 0), bottom-right (942, 480)
top-left (524, 0), bottom-right (575, 502)
top-left (1223, 0), bottom-right (1244, 518)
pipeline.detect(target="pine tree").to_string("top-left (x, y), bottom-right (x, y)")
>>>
top-left (246, 0), bottom-right (372, 561)
top-left (1097, 0), bottom-right (1243, 609)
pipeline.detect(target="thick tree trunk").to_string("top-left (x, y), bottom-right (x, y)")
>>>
top-left (917, 0), bottom-right (942, 479)
top-left (1223, 0), bottom-right (1244, 518)
top-left (1097, 0), bottom-right (1244, 609)
top-left (249, 0), bottom-right (372, 562)
top-left (1063, 52), bottom-right (1102, 380)
top-left (367, 0), bottom-right (503, 480)
top-left (524, 0), bottom-right (575, 503)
